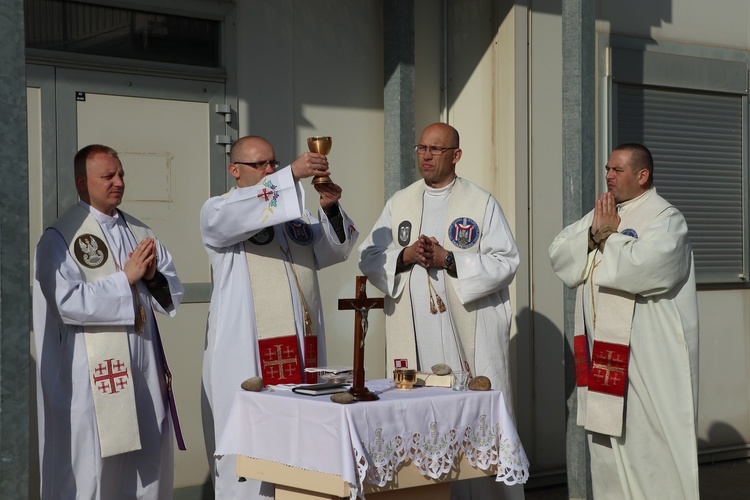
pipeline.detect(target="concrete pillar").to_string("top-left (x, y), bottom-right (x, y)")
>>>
top-left (0, 0), bottom-right (30, 498)
top-left (561, 0), bottom-right (595, 498)
top-left (383, 0), bottom-right (416, 199)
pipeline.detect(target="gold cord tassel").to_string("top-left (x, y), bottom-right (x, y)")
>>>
top-left (435, 294), bottom-right (447, 313)
top-left (134, 302), bottom-right (146, 334)
top-left (426, 270), bottom-right (447, 314)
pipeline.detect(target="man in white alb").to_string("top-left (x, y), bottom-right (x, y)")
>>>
top-left (200, 135), bottom-right (358, 499)
top-left (358, 123), bottom-right (523, 499)
top-left (33, 144), bottom-right (185, 499)
top-left (548, 143), bottom-right (700, 499)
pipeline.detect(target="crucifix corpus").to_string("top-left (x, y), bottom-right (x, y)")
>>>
top-left (338, 275), bottom-right (384, 401)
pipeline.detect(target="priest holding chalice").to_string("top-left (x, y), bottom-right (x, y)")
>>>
top-left (199, 134), bottom-right (358, 499)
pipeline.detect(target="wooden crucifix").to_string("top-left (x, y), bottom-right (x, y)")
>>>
top-left (338, 275), bottom-right (384, 402)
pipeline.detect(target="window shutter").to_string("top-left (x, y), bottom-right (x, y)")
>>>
top-left (616, 84), bottom-right (744, 283)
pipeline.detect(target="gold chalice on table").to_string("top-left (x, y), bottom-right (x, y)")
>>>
top-left (393, 368), bottom-right (417, 390)
top-left (307, 136), bottom-right (332, 184)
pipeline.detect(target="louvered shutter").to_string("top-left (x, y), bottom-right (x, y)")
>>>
top-left (616, 84), bottom-right (744, 283)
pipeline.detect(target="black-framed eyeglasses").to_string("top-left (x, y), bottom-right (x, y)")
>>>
top-left (234, 159), bottom-right (281, 170)
top-left (414, 145), bottom-right (458, 156)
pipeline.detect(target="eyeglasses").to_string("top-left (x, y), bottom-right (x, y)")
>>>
top-left (414, 145), bottom-right (458, 156)
top-left (234, 159), bottom-right (281, 170)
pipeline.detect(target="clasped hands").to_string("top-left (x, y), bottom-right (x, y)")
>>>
top-left (590, 192), bottom-right (621, 251)
top-left (402, 234), bottom-right (450, 269)
top-left (124, 238), bottom-right (157, 285)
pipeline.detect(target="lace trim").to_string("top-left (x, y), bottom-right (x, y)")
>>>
top-left (349, 417), bottom-right (529, 499)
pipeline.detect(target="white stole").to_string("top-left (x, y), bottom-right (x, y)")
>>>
top-left (386, 178), bottom-right (489, 373)
top-left (52, 204), bottom-right (154, 457)
top-left (576, 189), bottom-right (671, 436)
top-left (240, 207), bottom-right (319, 383)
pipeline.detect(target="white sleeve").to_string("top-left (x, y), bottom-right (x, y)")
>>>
top-left (313, 204), bottom-right (359, 269)
top-left (357, 198), bottom-right (410, 298)
top-left (34, 229), bottom-right (134, 326)
top-left (548, 210), bottom-right (596, 289)
top-left (200, 167), bottom-right (304, 249)
top-left (451, 198), bottom-right (520, 304)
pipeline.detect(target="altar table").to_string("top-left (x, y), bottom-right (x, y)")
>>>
top-left (215, 379), bottom-right (529, 499)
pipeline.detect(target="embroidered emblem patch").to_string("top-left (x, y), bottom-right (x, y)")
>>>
top-left (621, 228), bottom-right (638, 238)
top-left (257, 179), bottom-right (280, 222)
top-left (259, 335), bottom-right (302, 384)
top-left (448, 217), bottom-right (479, 249)
top-left (285, 219), bottom-right (314, 246)
top-left (589, 341), bottom-right (629, 397)
top-left (74, 234), bottom-right (108, 268)
top-left (397, 221), bottom-right (411, 247)
top-left (249, 227), bottom-right (275, 245)
top-left (93, 358), bottom-right (130, 395)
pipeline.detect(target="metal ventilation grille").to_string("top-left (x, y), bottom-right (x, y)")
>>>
top-left (617, 84), bottom-right (744, 283)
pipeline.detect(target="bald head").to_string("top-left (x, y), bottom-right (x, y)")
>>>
top-left (230, 136), bottom-right (274, 164)
top-left (422, 123), bottom-right (460, 149)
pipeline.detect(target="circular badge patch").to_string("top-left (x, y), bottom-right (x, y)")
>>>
top-left (249, 227), bottom-right (275, 246)
top-left (74, 234), bottom-right (109, 268)
top-left (397, 221), bottom-right (412, 247)
top-left (448, 217), bottom-right (480, 249)
top-left (621, 228), bottom-right (638, 238)
top-left (285, 219), bottom-right (314, 246)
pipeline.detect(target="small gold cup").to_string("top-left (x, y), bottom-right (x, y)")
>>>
top-left (393, 368), bottom-right (417, 390)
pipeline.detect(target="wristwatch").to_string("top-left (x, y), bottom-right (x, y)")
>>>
top-left (444, 251), bottom-right (455, 269)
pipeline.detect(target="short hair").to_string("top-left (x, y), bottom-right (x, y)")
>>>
top-left (613, 143), bottom-right (654, 188)
top-left (74, 145), bottom-right (119, 178)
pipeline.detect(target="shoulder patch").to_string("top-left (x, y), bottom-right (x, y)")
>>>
top-left (285, 219), bottom-right (314, 246)
top-left (249, 227), bottom-right (275, 245)
top-left (74, 234), bottom-right (109, 268)
top-left (397, 221), bottom-right (412, 247)
top-left (448, 217), bottom-right (480, 249)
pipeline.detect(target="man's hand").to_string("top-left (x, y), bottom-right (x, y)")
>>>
top-left (124, 238), bottom-right (156, 285)
top-left (402, 235), bottom-right (450, 269)
top-left (592, 192), bottom-right (620, 234)
top-left (290, 152), bottom-right (329, 182)
top-left (314, 182), bottom-right (343, 213)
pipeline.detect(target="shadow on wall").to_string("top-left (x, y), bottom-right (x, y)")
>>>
top-left (513, 307), bottom-right (568, 474)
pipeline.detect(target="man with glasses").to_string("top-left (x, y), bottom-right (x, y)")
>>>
top-left (358, 123), bottom-right (523, 498)
top-left (199, 135), bottom-right (358, 499)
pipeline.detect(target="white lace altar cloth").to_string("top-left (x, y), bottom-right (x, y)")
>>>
top-left (215, 379), bottom-right (529, 499)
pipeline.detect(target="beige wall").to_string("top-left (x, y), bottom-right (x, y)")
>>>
top-left (527, 0), bottom-right (568, 476)
top-left (235, 0), bottom-right (387, 380)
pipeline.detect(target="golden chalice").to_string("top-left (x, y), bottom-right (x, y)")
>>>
top-left (393, 368), bottom-right (417, 390)
top-left (307, 136), bottom-right (333, 184)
